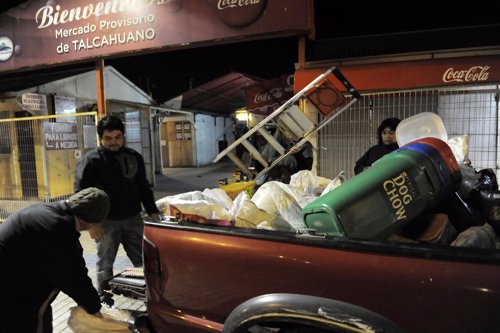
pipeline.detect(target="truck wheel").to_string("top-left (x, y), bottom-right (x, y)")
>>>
top-left (243, 325), bottom-right (330, 333)
top-left (278, 326), bottom-right (330, 333)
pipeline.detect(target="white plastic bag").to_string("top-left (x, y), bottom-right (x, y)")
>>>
top-left (251, 181), bottom-right (312, 231)
top-left (230, 192), bottom-right (293, 231)
top-left (447, 134), bottom-right (469, 163)
top-left (156, 188), bottom-right (233, 212)
top-left (320, 171), bottom-right (346, 196)
top-left (202, 188), bottom-right (234, 210)
top-left (289, 170), bottom-right (333, 196)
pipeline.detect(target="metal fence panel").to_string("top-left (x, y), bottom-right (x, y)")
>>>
top-left (0, 112), bottom-right (98, 221)
top-left (318, 85), bottom-right (499, 180)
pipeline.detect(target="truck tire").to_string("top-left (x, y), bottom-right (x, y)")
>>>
top-left (278, 326), bottom-right (331, 333)
top-left (223, 294), bottom-right (406, 333)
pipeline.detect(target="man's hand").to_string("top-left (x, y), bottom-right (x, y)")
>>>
top-left (149, 213), bottom-right (161, 221)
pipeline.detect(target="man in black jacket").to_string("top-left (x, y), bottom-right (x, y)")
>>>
top-left (74, 114), bottom-right (160, 305)
top-left (0, 187), bottom-right (110, 333)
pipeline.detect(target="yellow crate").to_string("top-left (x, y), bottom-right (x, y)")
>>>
top-left (220, 181), bottom-right (256, 200)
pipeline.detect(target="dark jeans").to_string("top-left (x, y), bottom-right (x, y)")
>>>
top-left (43, 304), bottom-right (53, 333)
top-left (96, 214), bottom-right (144, 294)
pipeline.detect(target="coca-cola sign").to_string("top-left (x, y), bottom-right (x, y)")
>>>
top-left (254, 88), bottom-right (284, 104)
top-left (246, 75), bottom-right (293, 115)
top-left (218, 0), bottom-right (267, 27)
top-left (295, 57), bottom-right (500, 93)
top-left (442, 66), bottom-right (491, 83)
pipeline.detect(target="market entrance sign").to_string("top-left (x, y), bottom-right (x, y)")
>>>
top-left (0, 0), bottom-right (312, 73)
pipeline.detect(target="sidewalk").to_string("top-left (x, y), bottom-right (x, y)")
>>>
top-left (153, 159), bottom-right (236, 199)
top-left (53, 160), bottom-right (235, 332)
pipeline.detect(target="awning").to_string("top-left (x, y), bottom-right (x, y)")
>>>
top-left (180, 72), bottom-right (261, 115)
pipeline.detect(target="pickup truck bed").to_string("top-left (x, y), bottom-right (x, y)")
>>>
top-left (140, 220), bottom-right (500, 333)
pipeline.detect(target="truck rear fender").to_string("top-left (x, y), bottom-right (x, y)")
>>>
top-left (143, 235), bottom-right (165, 296)
top-left (222, 293), bottom-right (408, 333)
top-left (144, 236), bottom-right (161, 275)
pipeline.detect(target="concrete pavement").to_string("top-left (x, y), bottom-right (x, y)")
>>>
top-left (53, 160), bottom-right (235, 332)
top-left (153, 159), bottom-right (236, 198)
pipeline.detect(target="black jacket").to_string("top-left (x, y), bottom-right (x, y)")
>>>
top-left (354, 143), bottom-right (399, 175)
top-left (74, 146), bottom-right (159, 220)
top-left (0, 201), bottom-right (100, 332)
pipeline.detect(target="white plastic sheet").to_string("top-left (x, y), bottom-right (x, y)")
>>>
top-left (154, 170), bottom-right (345, 232)
top-left (156, 188), bottom-right (233, 224)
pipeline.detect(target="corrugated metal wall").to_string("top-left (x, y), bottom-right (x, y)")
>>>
top-left (317, 84), bottom-right (499, 180)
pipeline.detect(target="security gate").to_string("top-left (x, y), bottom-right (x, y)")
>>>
top-left (318, 84), bottom-right (500, 180)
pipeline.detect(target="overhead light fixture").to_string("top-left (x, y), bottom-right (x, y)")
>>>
top-left (234, 109), bottom-right (249, 122)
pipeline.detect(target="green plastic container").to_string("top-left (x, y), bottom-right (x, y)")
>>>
top-left (301, 147), bottom-right (457, 240)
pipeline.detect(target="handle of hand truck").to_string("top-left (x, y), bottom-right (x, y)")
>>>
top-left (330, 66), bottom-right (361, 100)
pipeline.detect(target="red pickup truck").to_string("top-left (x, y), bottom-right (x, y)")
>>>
top-left (128, 216), bottom-right (500, 333)
top-left (111, 140), bottom-right (500, 333)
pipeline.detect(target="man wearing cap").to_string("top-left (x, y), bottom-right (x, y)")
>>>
top-left (0, 187), bottom-right (110, 333)
top-left (74, 114), bottom-right (160, 306)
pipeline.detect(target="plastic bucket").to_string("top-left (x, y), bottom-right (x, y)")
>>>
top-left (396, 112), bottom-right (448, 146)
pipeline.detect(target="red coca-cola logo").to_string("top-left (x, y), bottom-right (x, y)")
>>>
top-left (442, 66), bottom-right (491, 83)
top-left (254, 88), bottom-right (283, 103)
top-left (217, 0), bottom-right (267, 28)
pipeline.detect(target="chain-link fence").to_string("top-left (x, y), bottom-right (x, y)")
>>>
top-left (0, 112), bottom-right (98, 221)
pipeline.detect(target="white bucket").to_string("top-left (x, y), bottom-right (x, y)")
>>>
top-left (396, 112), bottom-right (448, 146)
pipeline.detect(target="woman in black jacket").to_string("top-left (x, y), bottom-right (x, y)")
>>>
top-left (354, 117), bottom-right (401, 175)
